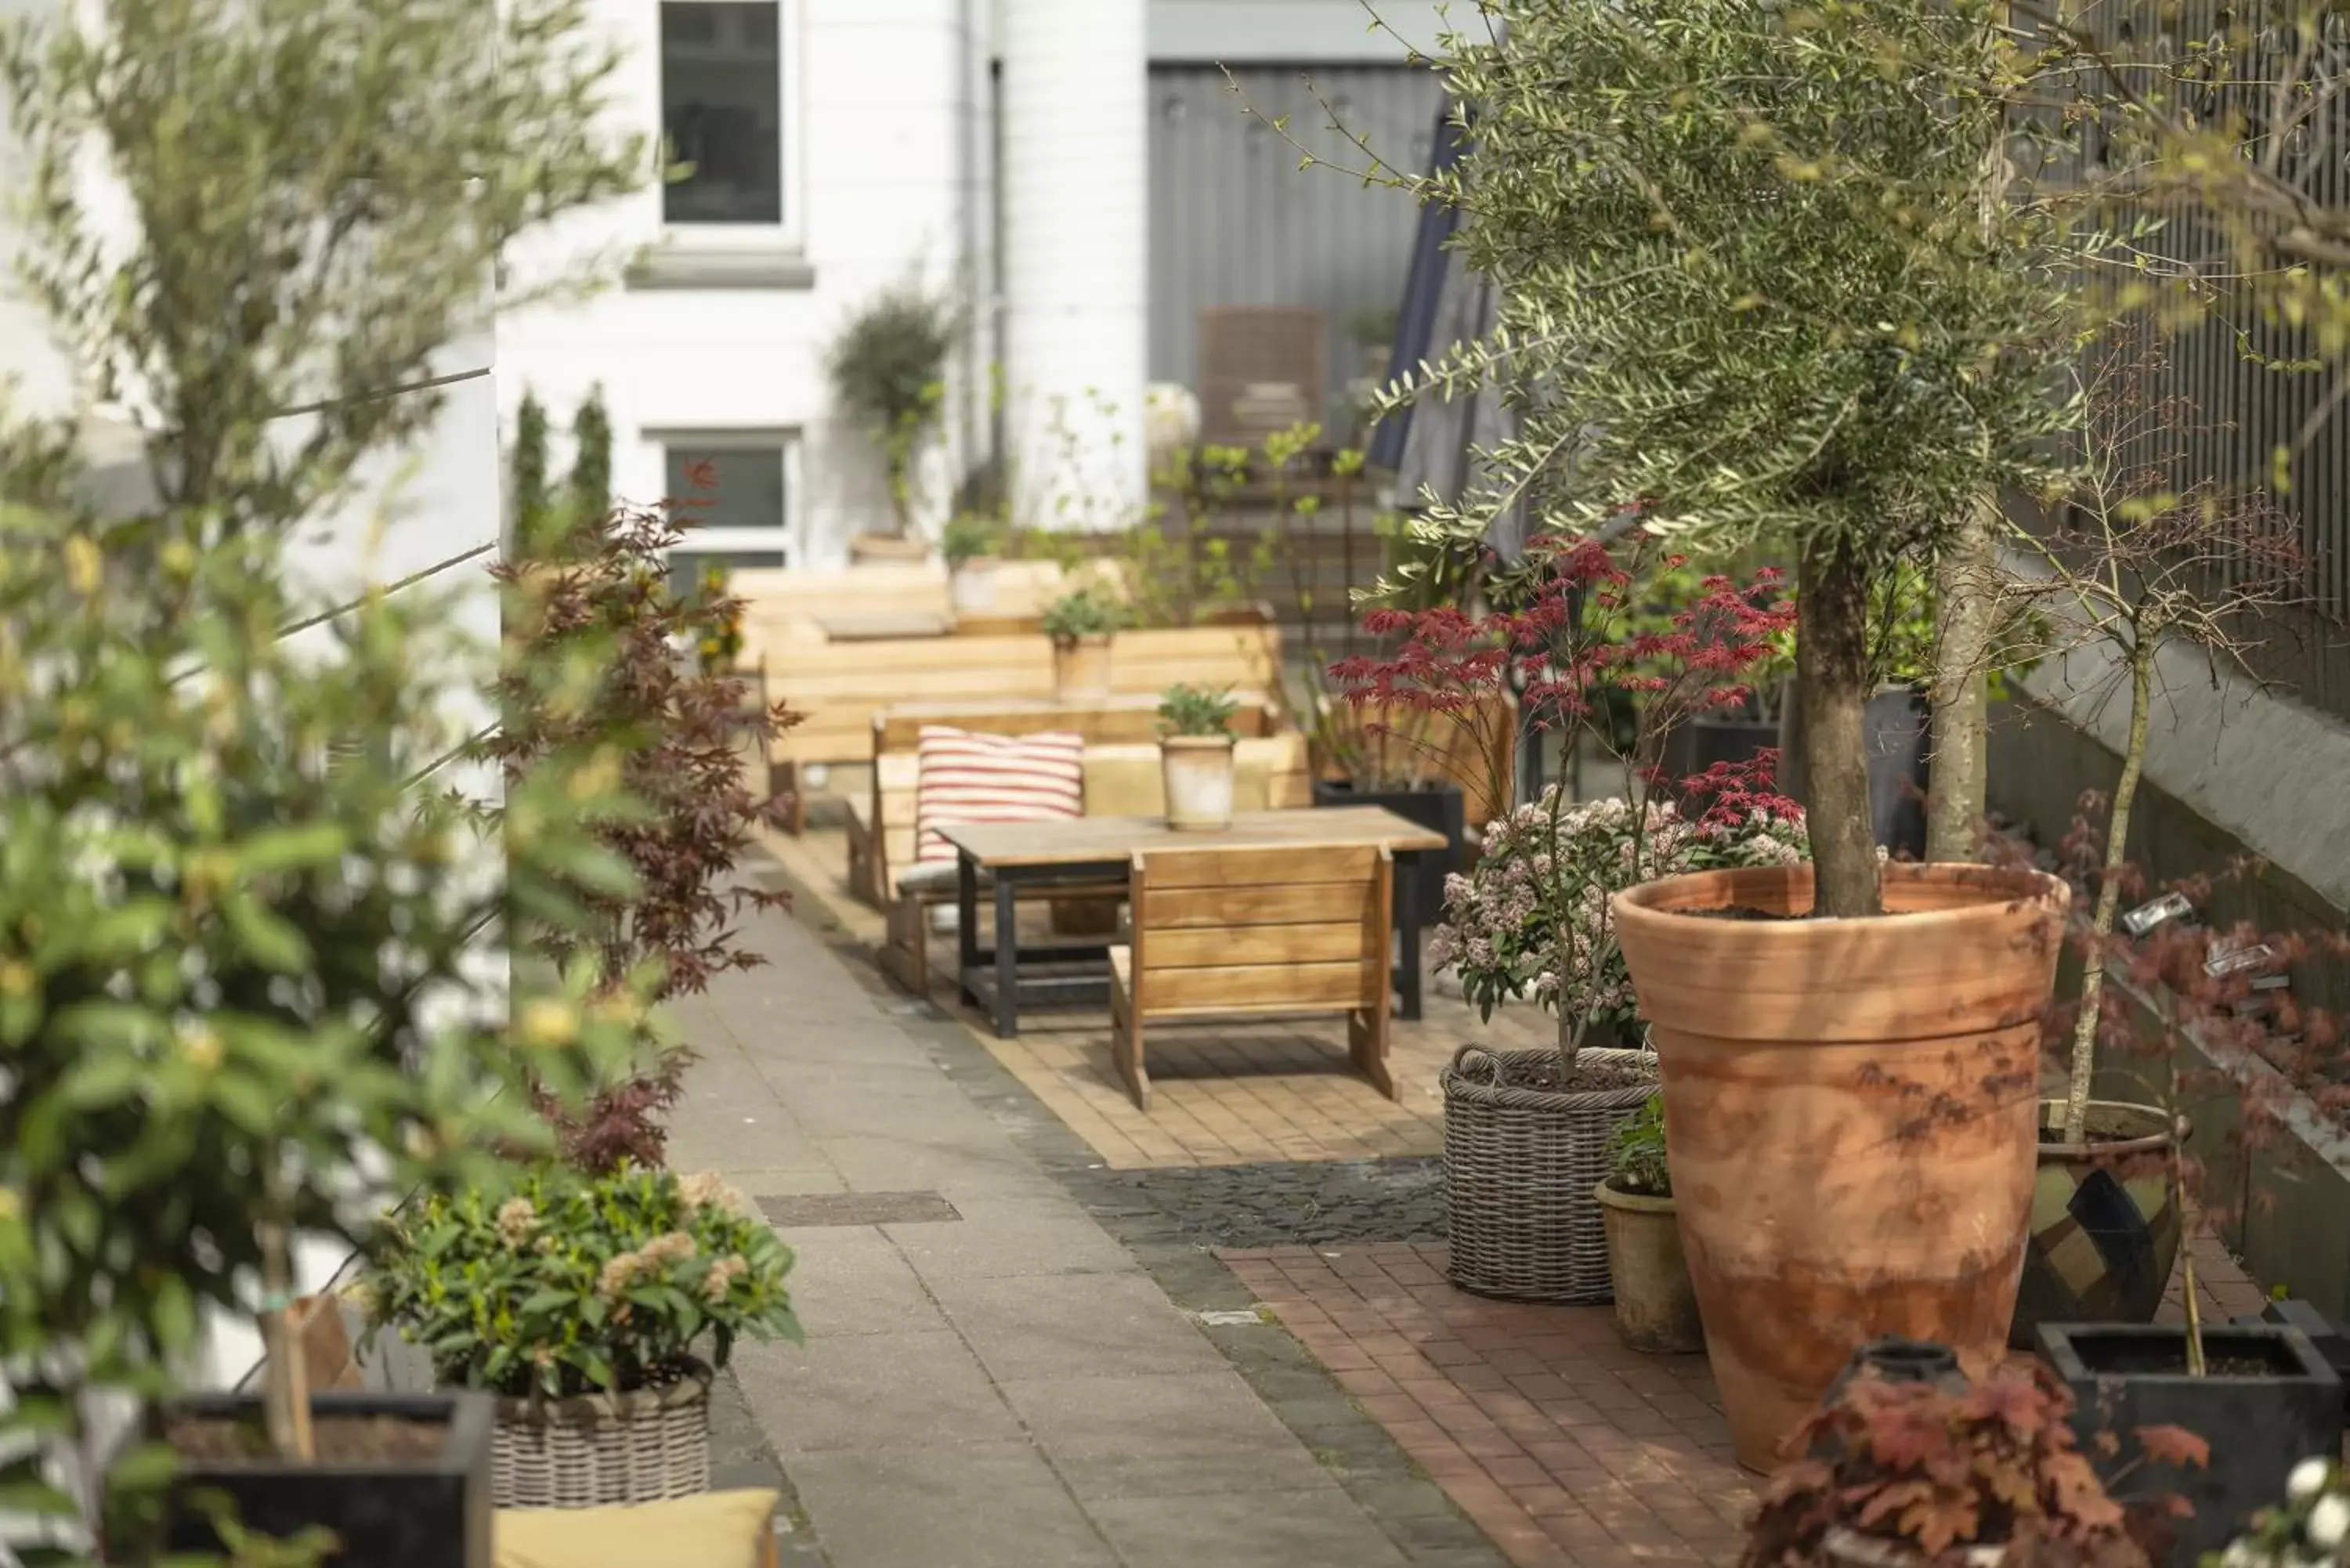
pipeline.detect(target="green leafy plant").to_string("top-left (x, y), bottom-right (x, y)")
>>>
top-left (695, 564), bottom-right (746, 674)
top-left (358, 1164), bottom-right (801, 1398)
top-left (1123, 440), bottom-right (1266, 628)
top-left (1041, 585), bottom-right (1128, 643)
top-left (941, 511), bottom-right (1001, 571)
top-left (1607, 1094), bottom-right (1671, 1197)
top-left (2219, 1458), bottom-right (2350, 1568)
top-left (826, 282), bottom-right (958, 537)
top-left (1157, 684), bottom-right (1240, 739)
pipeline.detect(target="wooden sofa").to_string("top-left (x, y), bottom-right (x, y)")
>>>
top-left (872, 731), bottom-right (1315, 999)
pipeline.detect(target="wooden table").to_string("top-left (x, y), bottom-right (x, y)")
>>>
top-left (939, 807), bottom-right (1449, 1038)
top-left (874, 691), bottom-right (1278, 751)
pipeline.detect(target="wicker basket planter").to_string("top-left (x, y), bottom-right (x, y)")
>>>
top-left (490, 1360), bottom-right (714, 1509)
top-left (1441, 1045), bottom-right (1659, 1303)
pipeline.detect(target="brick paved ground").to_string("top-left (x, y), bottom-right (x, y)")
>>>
top-left (1218, 1237), bottom-right (2269, 1568)
top-left (764, 823), bottom-right (1559, 1169)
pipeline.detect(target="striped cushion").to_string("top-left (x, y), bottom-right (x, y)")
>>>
top-left (913, 725), bottom-right (1083, 865)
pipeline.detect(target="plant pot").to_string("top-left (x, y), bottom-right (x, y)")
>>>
top-left (164, 1390), bottom-right (493, 1568)
top-left (1311, 779), bottom-right (1466, 928)
top-left (1611, 861), bottom-right (2068, 1472)
top-left (1658, 714), bottom-right (1780, 786)
top-left (1441, 1044), bottom-right (1659, 1303)
top-left (950, 557), bottom-right (1000, 613)
top-left (490, 1360), bottom-right (714, 1508)
top-left (2039, 1322), bottom-right (2343, 1568)
top-left (1593, 1180), bottom-right (1704, 1353)
top-left (1052, 634), bottom-right (1112, 702)
top-left (848, 533), bottom-right (930, 565)
top-left (1161, 735), bottom-right (1237, 831)
top-left (2009, 1100), bottom-right (2182, 1350)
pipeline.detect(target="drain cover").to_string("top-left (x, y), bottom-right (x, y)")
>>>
top-left (757, 1191), bottom-right (961, 1228)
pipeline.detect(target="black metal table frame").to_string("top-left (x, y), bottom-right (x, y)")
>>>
top-left (955, 847), bottom-right (1426, 1039)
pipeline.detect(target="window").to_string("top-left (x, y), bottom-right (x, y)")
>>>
top-left (660, 2), bottom-right (786, 229)
top-left (668, 550), bottom-right (785, 602)
top-left (659, 435), bottom-right (798, 582)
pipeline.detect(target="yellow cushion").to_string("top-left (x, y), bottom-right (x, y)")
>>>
top-left (1082, 735), bottom-right (1307, 818)
top-left (493, 1490), bottom-right (779, 1568)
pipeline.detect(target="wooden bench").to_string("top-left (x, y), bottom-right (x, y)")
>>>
top-left (870, 732), bottom-right (1315, 997)
top-left (1108, 843), bottom-right (1396, 1111)
top-left (754, 615), bottom-right (1285, 815)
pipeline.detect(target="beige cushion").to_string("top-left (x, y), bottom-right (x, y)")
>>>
top-left (493, 1489), bottom-right (778, 1568)
top-left (1080, 735), bottom-right (1307, 818)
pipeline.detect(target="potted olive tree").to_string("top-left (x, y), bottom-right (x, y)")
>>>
top-left (942, 511), bottom-right (1003, 614)
top-left (1157, 683), bottom-right (1240, 831)
top-left (826, 281), bottom-right (958, 558)
top-left (1042, 585), bottom-right (1126, 702)
top-left (1379, 1), bottom-right (2086, 1467)
top-left (358, 1162), bottom-right (801, 1508)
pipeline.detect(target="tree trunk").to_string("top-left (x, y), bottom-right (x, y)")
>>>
top-left (1926, 496), bottom-right (1997, 863)
top-left (1798, 540), bottom-right (1883, 917)
top-left (2060, 638), bottom-right (2153, 1144)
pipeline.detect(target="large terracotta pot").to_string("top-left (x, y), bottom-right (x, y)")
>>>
top-left (1611, 862), bottom-right (2067, 1473)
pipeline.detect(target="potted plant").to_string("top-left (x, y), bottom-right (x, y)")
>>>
top-left (1372, 1), bottom-right (2085, 1469)
top-left (1741, 1364), bottom-right (2189, 1568)
top-left (1595, 1094), bottom-right (1702, 1355)
top-left (1354, 544), bottom-right (1809, 1304)
top-left (358, 1162), bottom-right (801, 1509)
top-left (1041, 585), bottom-right (1126, 702)
top-left (1157, 682), bottom-right (1241, 832)
top-left (942, 511), bottom-right (1003, 614)
top-left (2211, 1459), bottom-right (2350, 1568)
top-left (826, 280), bottom-right (957, 558)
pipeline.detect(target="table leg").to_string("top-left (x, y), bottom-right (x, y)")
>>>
top-left (1396, 851), bottom-right (1425, 1023)
top-left (992, 873), bottom-right (1021, 1038)
top-left (957, 854), bottom-right (981, 1006)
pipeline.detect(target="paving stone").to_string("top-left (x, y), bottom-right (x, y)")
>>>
top-left (771, 1228), bottom-right (949, 1340)
top-left (1101, 1157), bottom-right (1448, 1250)
top-left (759, 1190), bottom-right (962, 1228)
top-left (785, 1441), bottom-right (1118, 1568)
top-left (998, 1371), bottom-right (1342, 1501)
top-left (732, 1330), bottom-right (1021, 1454)
top-left (884, 1201), bottom-right (1141, 1281)
top-left (927, 1270), bottom-right (1230, 1382)
top-left (1086, 1489), bottom-right (1412, 1568)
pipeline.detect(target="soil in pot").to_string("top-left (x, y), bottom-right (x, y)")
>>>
top-left (164, 1391), bottom-right (493, 1568)
top-left (1595, 1179), bottom-right (1704, 1354)
top-left (1442, 1044), bottom-right (1659, 1305)
top-left (1611, 862), bottom-right (2066, 1473)
top-left (2040, 1322), bottom-right (2342, 1568)
top-left (2008, 1100), bottom-right (2181, 1349)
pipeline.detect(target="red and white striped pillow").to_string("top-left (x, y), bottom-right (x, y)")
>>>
top-left (913, 725), bottom-right (1085, 865)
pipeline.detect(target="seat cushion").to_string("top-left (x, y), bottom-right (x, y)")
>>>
top-left (913, 724), bottom-right (1083, 865)
top-left (493, 1489), bottom-right (779, 1568)
top-left (896, 859), bottom-right (989, 897)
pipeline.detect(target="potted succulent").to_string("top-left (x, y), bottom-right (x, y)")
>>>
top-left (1741, 1364), bottom-right (2186, 1568)
top-left (1594, 1094), bottom-right (1701, 1355)
top-left (1157, 682), bottom-right (1241, 832)
top-left (942, 511), bottom-right (1003, 614)
top-left (1042, 585), bottom-right (1127, 702)
top-left (358, 1163), bottom-right (801, 1509)
top-left (1375, 1), bottom-right (2083, 1469)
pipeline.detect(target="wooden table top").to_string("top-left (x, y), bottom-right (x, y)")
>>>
top-left (938, 807), bottom-right (1448, 869)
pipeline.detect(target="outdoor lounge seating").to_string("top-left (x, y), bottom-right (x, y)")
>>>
top-left (1108, 842), bottom-right (1397, 1110)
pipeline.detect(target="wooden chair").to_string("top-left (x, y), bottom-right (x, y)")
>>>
top-left (1108, 844), bottom-right (1395, 1111)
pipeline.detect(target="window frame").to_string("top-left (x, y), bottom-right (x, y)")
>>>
top-left (656, 0), bottom-right (804, 251)
top-left (649, 428), bottom-right (804, 569)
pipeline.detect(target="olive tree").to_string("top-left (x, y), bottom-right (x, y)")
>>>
top-left (1371, 0), bottom-right (2088, 914)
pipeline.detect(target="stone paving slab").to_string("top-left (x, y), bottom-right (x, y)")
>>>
top-left (667, 881), bottom-right (1506, 1566)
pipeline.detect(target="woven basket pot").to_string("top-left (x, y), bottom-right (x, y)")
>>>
top-left (491, 1360), bottom-right (713, 1509)
top-left (1441, 1045), bottom-right (1660, 1304)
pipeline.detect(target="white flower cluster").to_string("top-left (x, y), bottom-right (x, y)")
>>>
top-left (2223, 1459), bottom-right (2350, 1568)
top-left (1429, 787), bottom-right (1810, 1028)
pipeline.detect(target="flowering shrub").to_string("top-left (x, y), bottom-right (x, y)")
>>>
top-left (1430, 789), bottom-right (1809, 1031)
top-left (358, 1164), bottom-right (801, 1399)
top-left (2222, 1459), bottom-right (2350, 1568)
top-left (1741, 1366), bottom-right (2195, 1568)
top-left (696, 563), bottom-right (747, 674)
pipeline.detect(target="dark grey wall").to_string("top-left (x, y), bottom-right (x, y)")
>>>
top-left (1148, 63), bottom-right (1443, 421)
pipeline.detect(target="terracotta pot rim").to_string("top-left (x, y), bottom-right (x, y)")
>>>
top-left (1050, 632), bottom-right (1113, 649)
top-left (2032, 1097), bottom-right (2182, 1162)
top-left (1593, 1179), bottom-right (1676, 1214)
top-left (1614, 862), bottom-right (2067, 930)
top-left (1160, 734), bottom-right (1237, 752)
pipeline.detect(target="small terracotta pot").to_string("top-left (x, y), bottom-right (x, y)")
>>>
top-left (1052, 634), bottom-right (1112, 702)
top-left (1160, 735), bottom-right (1236, 831)
top-left (1593, 1180), bottom-right (1704, 1354)
top-left (848, 533), bottom-right (931, 565)
top-left (1610, 862), bottom-right (2068, 1473)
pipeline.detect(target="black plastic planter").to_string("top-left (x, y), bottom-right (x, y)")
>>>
top-left (1774, 684), bottom-right (1933, 858)
top-left (2038, 1323), bottom-right (2341, 1568)
top-left (1659, 715), bottom-right (1780, 785)
top-left (164, 1391), bottom-right (493, 1568)
top-left (1312, 779), bottom-right (1465, 924)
